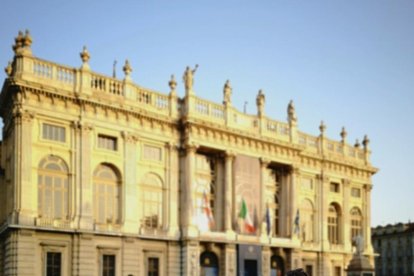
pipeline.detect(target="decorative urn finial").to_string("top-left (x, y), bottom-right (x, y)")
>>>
top-left (80, 46), bottom-right (90, 63)
top-left (319, 121), bottom-right (326, 135)
top-left (13, 31), bottom-right (24, 53)
top-left (123, 59), bottom-right (132, 77)
top-left (4, 61), bottom-right (12, 76)
top-left (169, 74), bottom-right (177, 92)
top-left (362, 135), bottom-right (370, 150)
top-left (354, 139), bottom-right (360, 148)
top-left (256, 89), bottom-right (265, 116)
top-left (23, 29), bottom-right (32, 48)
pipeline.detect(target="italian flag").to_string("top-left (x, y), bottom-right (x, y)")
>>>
top-left (239, 199), bottom-right (256, 233)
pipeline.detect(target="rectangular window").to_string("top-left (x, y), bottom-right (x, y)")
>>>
top-left (143, 145), bottom-right (162, 161)
top-left (98, 135), bottom-right (117, 151)
top-left (102, 254), bottom-right (115, 276)
top-left (330, 182), bottom-right (340, 193)
top-left (43, 123), bottom-right (65, 142)
top-left (334, 266), bottom-right (341, 276)
top-left (302, 178), bottom-right (313, 190)
top-left (148, 257), bottom-right (159, 276)
top-left (305, 265), bottom-right (313, 276)
top-left (46, 252), bottom-right (61, 276)
top-left (351, 188), bottom-right (361, 198)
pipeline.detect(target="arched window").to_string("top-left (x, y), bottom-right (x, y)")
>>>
top-left (93, 164), bottom-right (121, 224)
top-left (301, 199), bottom-right (314, 242)
top-left (141, 173), bottom-right (163, 229)
top-left (350, 207), bottom-right (363, 241)
top-left (200, 251), bottom-right (219, 276)
top-left (38, 155), bottom-right (69, 219)
top-left (328, 203), bottom-right (341, 244)
top-left (270, 255), bottom-right (284, 276)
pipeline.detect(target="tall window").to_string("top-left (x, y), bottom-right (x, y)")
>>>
top-left (98, 134), bottom-right (117, 151)
top-left (273, 195), bottom-right (280, 236)
top-left (350, 207), bottom-right (363, 241)
top-left (94, 164), bottom-right (121, 224)
top-left (301, 199), bottom-right (314, 242)
top-left (46, 252), bottom-right (61, 276)
top-left (102, 254), bottom-right (115, 276)
top-left (38, 155), bottom-right (69, 219)
top-left (200, 251), bottom-right (219, 276)
top-left (328, 203), bottom-right (341, 244)
top-left (148, 257), bottom-right (159, 276)
top-left (142, 174), bottom-right (163, 229)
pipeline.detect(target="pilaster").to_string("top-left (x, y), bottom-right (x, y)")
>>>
top-left (224, 244), bottom-right (236, 276)
top-left (122, 131), bottom-right (139, 232)
top-left (167, 142), bottom-right (180, 237)
top-left (13, 109), bottom-right (35, 225)
top-left (78, 122), bottom-right (94, 230)
top-left (364, 184), bottom-right (374, 255)
top-left (182, 143), bottom-right (199, 237)
top-left (259, 158), bottom-right (270, 238)
top-left (224, 151), bottom-right (236, 236)
top-left (343, 179), bottom-right (351, 252)
top-left (182, 241), bottom-right (200, 276)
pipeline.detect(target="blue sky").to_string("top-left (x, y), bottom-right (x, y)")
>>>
top-left (1, 0), bottom-right (413, 226)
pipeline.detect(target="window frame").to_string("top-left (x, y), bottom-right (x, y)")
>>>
top-left (97, 134), bottom-right (118, 151)
top-left (144, 251), bottom-right (164, 276)
top-left (42, 122), bottom-right (66, 143)
top-left (40, 242), bottom-right (68, 276)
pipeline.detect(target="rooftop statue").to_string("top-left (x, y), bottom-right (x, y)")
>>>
top-left (256, 89), bottom-right (265, 116)
top-left (223, 80), bottom-right (232, 105)
top-left (183, 64), bottom-right (198, 93)
top-left (287, 100), bottom-right (297, 123)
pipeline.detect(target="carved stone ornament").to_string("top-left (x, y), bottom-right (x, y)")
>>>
top-left (223, 80), bottom-right (232, 105)
top-left (340, 127), bottom-right (347, 142)
top-left (23, 29), bottom-right (32, 48)
top-left (80, 46), bottom-right (90, 63)
top-left (287, 100), bottom-right (297, 123)
top-left (121, 131), bottom-right (138, 143)
top-left (4, 61), bottom-right (12, 76)
top-left (13, 30), bottom-right (24, 53)
top-left (319, 121), bottom-right (326, 135)
top-left (169, 74), bottom-right (177, 92)
top-left (123, 59), bottom-right (132, 76)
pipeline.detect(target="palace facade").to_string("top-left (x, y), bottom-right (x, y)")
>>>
top-left (0, 31), bottom-right (377, 276)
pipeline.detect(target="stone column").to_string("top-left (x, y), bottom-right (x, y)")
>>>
top-left (259, 158), bottom-right (270, 237)
top-left (183, 143), bottom-right (198, 237)
top-left (290, 167), bottom-right (300, 239)
top-left (364, 184), bottom-right (374, 255)
top-left (167, 142), bottom-right (180, 237)
top-left (224, 244), bottom-right (237, 276)
top-left (13, 108), bottom-right (35, 225)
top-left (78, 122), bottom-right (94, 230)
top-left (343, 179), bottom-right (351, 251)
top-left (122, 131), bottom-right (138, 232)
top-left (224, 151), bottom-right (235, 235)
top-left (182, 241), bottom-right (200, 276)
top-left (318, 173), bottom-right (331, 276)
top-left (262, 246), bottom-right (271, 276)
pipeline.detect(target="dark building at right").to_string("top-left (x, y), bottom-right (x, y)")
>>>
top-left (372, 222), bottom-right (414, 276)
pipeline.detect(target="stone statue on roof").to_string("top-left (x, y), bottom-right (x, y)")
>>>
top-left (183, 64), bottom-right (198, 93)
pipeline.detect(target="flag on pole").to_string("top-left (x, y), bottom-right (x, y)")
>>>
top-left (239, 199), bottom-right (256, 233)
top-left (265, 204), bottom-right (271, 236)
top-left (293, 209), bottom-right (300, 236)
top-left (202, 191), bottom-right (215, 230)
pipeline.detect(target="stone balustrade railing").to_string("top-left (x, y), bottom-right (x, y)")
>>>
top-left (7, 53), bottom-right (370, 164)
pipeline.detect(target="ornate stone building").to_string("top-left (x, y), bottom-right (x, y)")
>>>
top-left (0, 31), bottom-right (377, 276)
top-left (372, 222), bottom-right (414, 276)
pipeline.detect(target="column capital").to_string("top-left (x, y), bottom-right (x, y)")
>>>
top-left (13, 108), bottom-right (35, 123)
top-left (183, 142), bottom-right (199, 153)
top-left (342, 178), bottom-right (351, 187)
top-left (225, 150), bottom-right (236, 160)
top-left (121, 131), bottom-right (139, 143)
top-left (166, 141), bottom-right (180, 151)
top-left (316, 173), bottom-right (329, 183)
top-left (259, 157), bottom-right (270, 167)
top-left (364, 183), bottom-right (373, 192)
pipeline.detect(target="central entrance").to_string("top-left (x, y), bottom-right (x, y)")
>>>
top-left (244, 259), bottom-right (258, 276)
top-left (238, 245), bottom-right (262, 276)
